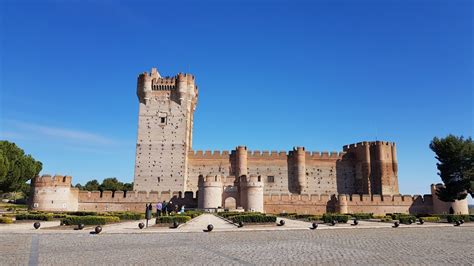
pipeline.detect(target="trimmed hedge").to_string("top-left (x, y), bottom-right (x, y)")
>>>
top-left (155, 216), bottom-right (191, 224)
top-left (65, 211), bottom-right (97, 216)
top-left (61, 215), bottom-right (120, 225)
top-left (184, 210), bottom-right (203, 218)
top-left (322, 214), bottom-right (349, 223)
top-left (16, 213), bottom-right (53, 221)
top-left (103, 212), bottom-right (144, 220)
top-left (0, 217), bottom-right (13, 224)
top-left (218, 212), bottom-right (256, 219)
top-left (230, 214), bottom-right (277, 224)
top-left (420, 217), bottom-right (440, 223)
top-left (350, 213), bottom-right (373, 220)
top-left (389, 213), bottom-right (407, 220)
top-left (399, 215), bottom-right (416, 224)
top-left (445, 215), bottom-right (470, 223)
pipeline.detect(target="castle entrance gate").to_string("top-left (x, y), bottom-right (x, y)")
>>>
top-left (224, 197), bottom-right (236, 210)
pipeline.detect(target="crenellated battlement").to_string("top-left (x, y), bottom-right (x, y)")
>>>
top-left (189, 150), bottom-right (231, 160)
top-left (343, 141), bottom-right (396, 151)
top-left (33, 174), bottom-right (73, 187)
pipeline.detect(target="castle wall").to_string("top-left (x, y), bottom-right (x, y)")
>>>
top-left (264, 193), bottom-right (434, 216)
top-left (77, 190), bottom-right (197, 212)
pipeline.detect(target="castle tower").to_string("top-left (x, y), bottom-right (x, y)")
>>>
top-left (198, 175), bottom-right (223, 209)
top-left (294, 147), bottom-right (306, 194)
top-left (343, 141), bottom-right (399, 195)
top-left (134, 68), bottom-right (198, 192)
top-left (240, 175), bottom-right (264, 212)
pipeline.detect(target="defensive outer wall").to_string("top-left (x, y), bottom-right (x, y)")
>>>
top-left (29, 68), bottom-right (469, 215)
top-left (30, 175), bottom-right (468, 215)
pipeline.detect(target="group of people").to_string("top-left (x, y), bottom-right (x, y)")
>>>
top-left (146, 201), bottom-right (185, 217)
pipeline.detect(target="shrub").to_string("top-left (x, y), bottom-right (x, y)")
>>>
top-left (0, 217), bottom-right (13, 224)
top-left (103, 212), bottom-right (144, 220)
top-left (184, 210), bottom-right (203, 218)
top-left (380, 216), bottom-right (392, 222)
top-left (322, 214), bottom-right (349, 223)
top-left (420, 217), bottom-right (440, 223)
top-left (155, 216), bottom-right (191, 224)
top-left (65, 211), bottom-right (97, 216)
top-left (446, 215), bottom-right (470, 223)
top-left (61, 215), bottom-right (120, 225)
top-left (52, 213), bottom-right (67, 219)
top-left (279, 213), bottom-right (297, 217)
top-left (399, 215), bottom-right (417, 224)
top-left (389, 213), bottom-right (406, 220)
top-left (218, 212), bottom-right (257, 219)
top-left (350, 213), bottom-right (374, 220)
top-left (16, 213), bottom-right (53, 221)
top-left (230, 214), bottom-right (277, 224)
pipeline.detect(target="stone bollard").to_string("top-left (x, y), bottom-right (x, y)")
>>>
top-left (172, 221), bottom-right (179, 229)
top-left (77, 224), bottom-right (85, 230)
top-left (207, 224), bottom-right (214, 232)
top-left (95, 226), bottom-right (102, 234)
top-left (454, 221), bottom-right (461, 226)
top-left (353, 219), bottom-right (358, 226)
top-left (310, 222), bottom-right (318, 230)
top-left (33, 222), bottom-right (41, 229)
top-left (393, 221), bottom-right (400, 228)
top-left (138, 222), bottom-right (145, 229)
top-left (418, 218), bottom-right (424, 225)
top-left (279, 220), bottom-right (285, 226)
top-left (330, 220), bottom-right (337, 226)
top-left (238, 221), bottom-right (244, 228)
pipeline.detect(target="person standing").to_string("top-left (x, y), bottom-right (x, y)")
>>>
top-left (156, 201), bottom-right (163, 217)
top-left (162, 200), bottom-right (168, 216)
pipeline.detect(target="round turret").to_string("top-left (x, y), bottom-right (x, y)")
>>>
top-left (337, 194), bottom-right (348, 214)
top-left (240, 175), bottom-right (264, 212)
top-left (198, 175), bottom-right (223, 209)
top-left (431, 184), bottom-right (469, 214)
top-left (30, 175), bottom-right (79, 212)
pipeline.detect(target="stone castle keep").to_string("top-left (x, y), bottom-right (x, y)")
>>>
top-left (30, 68), bottom-right (469, 215)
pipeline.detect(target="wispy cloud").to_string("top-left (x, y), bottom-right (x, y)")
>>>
top-left (5, 120), bottom-right (119, 146)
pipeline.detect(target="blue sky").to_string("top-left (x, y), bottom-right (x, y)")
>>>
top-left (0, 0), bottom-right (472, 201)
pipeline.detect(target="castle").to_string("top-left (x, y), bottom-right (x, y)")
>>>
top-left (30, 68), bottom-right (469, 215)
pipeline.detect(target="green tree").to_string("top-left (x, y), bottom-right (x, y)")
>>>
top-left (430, 135), bottom-right (474, 201)
top-left (0, 141), bottom-right (42, 193)
top-left (99, 177), bottom-right (123, 192)
top-left (122, 182), bottom-right (133, 191)
top-left (83, 180), bottom-right (100, 191)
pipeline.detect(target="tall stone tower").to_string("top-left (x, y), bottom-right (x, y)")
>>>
top-left (134, 68), bottom-right (198, 192)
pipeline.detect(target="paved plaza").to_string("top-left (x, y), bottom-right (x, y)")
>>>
top-left (0, 216), bottom-right (473, 265)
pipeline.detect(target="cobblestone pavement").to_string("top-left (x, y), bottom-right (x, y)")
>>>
top-left (1, 226), bottom-right (473, 265)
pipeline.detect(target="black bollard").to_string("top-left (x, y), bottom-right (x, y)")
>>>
top-left (207, 224), bottom-right (214, 232)
top-left (95, 226), bottom-right (102, 234)
top-left (460, 219), bottom-right (465, 224)
top-left (77, 224), bottom-right (85, 230)
top-left (279, 220), bottom-right (285, 226)
top-left (33, 222), bottom-right (41, 229)
top-left (172, 221), bottom-right (179, 229)
top-left (419, 218), bottom-right (424, 225)
top-left (310, 222), bottom-right (318, 230)
top-left (454, 220), bottom-right (461, 226)
top-left (138, 222), bottom-right (145, 229)
top-left (353, 219), bottom-right (359, 226)
top-left (330, 220), bottom-right (337, 226)
top-left (238, 221), bottom-right (244, 228)
top-left (393, 221), bottom-right (400, 228)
